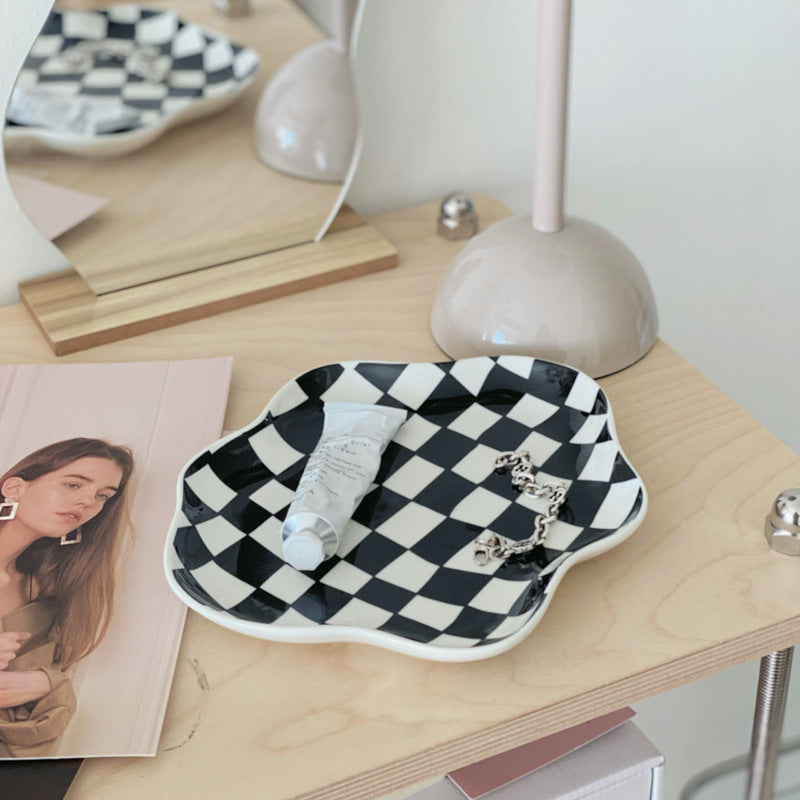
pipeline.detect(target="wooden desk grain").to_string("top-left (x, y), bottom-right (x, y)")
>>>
top-left (2, 196), bottom-right (799, 800)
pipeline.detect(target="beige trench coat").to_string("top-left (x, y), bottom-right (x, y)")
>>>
top-left (0, 599), bottom-right (76, 757)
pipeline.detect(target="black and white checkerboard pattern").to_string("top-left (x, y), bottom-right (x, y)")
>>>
top-left (12, 5), bottom-right (259, 134)
top-left (168, 356), bottom-right (645, 656)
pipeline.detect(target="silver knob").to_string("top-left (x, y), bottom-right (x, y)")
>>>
top-left (764, 489), bottom-right (800, 555)
top-left (438, 192), bottom-right (479, 240)
top-left (213, 0), bottom-right (251, 16)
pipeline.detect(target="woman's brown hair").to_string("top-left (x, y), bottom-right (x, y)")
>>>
top-left (1, 438), bottom-right (135, 667)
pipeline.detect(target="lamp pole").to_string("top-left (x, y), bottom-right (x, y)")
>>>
top-left (532, 0), bottom-right (571, 234)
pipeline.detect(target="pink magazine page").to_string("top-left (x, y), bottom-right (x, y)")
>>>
top-left (0, 358), bottom-right (232, 760)
top-left (8, 171), bottom-right (107, 240)
top-left (447, 707), bottom-right (636, 799)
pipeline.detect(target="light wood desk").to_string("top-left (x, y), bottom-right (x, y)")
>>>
top-left (3, 196), bottom-right (799, 800)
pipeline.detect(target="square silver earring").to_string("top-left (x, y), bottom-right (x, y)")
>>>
top-left (0, 500), bottom-right (18, 520)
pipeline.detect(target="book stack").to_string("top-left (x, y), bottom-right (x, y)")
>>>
top-left (409, 709), bottom-right (663, 800)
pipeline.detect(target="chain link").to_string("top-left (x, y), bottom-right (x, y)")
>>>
top-left (473, 451), bottom-right (567, 566)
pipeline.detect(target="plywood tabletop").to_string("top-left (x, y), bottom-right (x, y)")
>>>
top-left (1, 196), bottom-right (799, 800)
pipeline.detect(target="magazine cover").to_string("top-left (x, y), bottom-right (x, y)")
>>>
top-left (0, 358), bottom-right (232, 759)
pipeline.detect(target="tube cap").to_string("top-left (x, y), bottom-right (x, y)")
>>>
top-left (283, 530), bottom-right (326, 571)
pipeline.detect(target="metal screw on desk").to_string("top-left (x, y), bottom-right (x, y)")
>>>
top-left (764, 488), bottom-right (800, 555)
top-left (213, 0), bottom-right (251, 16)
top-left (742, 488), bottom-right (800, 800)
top-left (438, 192), bottom-right (479, 240)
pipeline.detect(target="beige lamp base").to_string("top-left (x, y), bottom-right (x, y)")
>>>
top-left (430, 214), bottom-right (658, 378)
top-left (253, 41), bottom-right (357, 184)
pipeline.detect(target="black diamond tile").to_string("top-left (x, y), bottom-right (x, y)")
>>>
top-left (228, 587), bottom-right (287, 623)
top-left (417, 568), bottom-right (489, 606)
top-left (355, 578), bottom-right (415, 614)
top-left (172, 526), bottom-right (212, 570)
top-left (379, 614), bottom-right (442, 644)
top-left (443, 606), bottom-right (509, 640)
top-left (343, 532), bottom-right (407, 574)
top-left (411, 517), bottom-right (482, 564)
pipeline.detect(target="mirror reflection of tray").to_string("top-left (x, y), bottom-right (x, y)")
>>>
top-left (165, 357), bottom-right (647, 662)
top-left (6, 5), bottom-right (260, 157)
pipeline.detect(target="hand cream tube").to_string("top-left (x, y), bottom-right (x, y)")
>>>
top-left (281, 402), bottom-right (407, 571)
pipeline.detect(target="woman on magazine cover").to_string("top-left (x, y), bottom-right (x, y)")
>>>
top-left (0, 438), bottom-right (134, 757)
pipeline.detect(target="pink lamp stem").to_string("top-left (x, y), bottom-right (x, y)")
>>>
top-left (532, 0), bottom-right (572, 233)
top-left (332, 0), bottom-right (358, 55)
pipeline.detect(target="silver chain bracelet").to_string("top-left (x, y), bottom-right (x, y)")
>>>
top-left (473, 450), bottom-right (567, 566)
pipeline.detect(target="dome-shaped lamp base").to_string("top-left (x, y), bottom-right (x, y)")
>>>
top-left (253, 41), bottom-right (357, 184)
top-left (430, 214), bottom-right (659, 378)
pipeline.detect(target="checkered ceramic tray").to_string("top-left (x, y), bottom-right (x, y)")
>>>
top-left (6, 5), bottom-right (259, 157)
top-left (165, 357), bottom-right (647, 662)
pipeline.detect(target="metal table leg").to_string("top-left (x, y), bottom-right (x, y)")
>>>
top-left (746, 647), bottom-right (794, 800)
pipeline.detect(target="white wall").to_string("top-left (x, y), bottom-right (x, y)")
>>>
top-left (332, 2), bottom-right (800, 799)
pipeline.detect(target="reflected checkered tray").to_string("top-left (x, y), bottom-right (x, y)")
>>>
top-left (6, 5), bottom-right (259, 157)
top-left (164, 357), bottom-right (647, 662)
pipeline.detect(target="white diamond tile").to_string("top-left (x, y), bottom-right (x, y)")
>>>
top-left (248, 516), bottom-right (283, 556)
top-left (392, 415), bottom-right (440, 450)
top-left (565, 371), bottom-right (600, 412)
top-left (268, 379), bottom-right (310, 417)
top-left (326, 597), bottom-right (394, 629)
top-left (249, 480), bottom-right (296, 514)
top-left (450, 487), bottom-right (511, 527)
top-left (540, 520), bottom-right (583, 552)
top-left (122, 82), bottom-right (169, 101)
top-left (190, 561), bottom-right (253, 609)
top-left (135, 11), bottom-right (179, 45)
top-left (578, 440), bottom-right (619, 482)
top-left (203, 79), bottom-right (236, 98)
top-left (82, 68), bottom-right (127, 88)
top-left (63, 11), bottom-right (107, 39)
top-left (507, 393), bottom-right (560, 429)
top-left (497, 355), bottom-right (535, 379)
top-left (320, 560), bottom-right (373, 593)
top-left (168, 70), bottom-right (207, 89)
top-left (248, 425), bottom-right (305, 475)
top-left (398, 595), bottom-right (462, 629)
top-left (590, 479), bottom-right (642, 529)
top-left (108, 5), bottom-right (142, 23)
top-left (185, 463), bottom-right (237, 511)
top-left (234, 48), bottom-right (260, 79)
top-left (570, 414), bottom-right (608, 444)
top-left (382, 456), bottom-right (444, 500)
top-left (261, 565), bottom-right (315, 604)
top-left (204, 39), bottom-right (234, 71)
top-left (376, 551), bottom-right (439, 592)
top-left (469, 578), bottom-right (529, 615)
top-left (447, 404), bottom-right (502, 439)
top-left (452, 443), bottom-right (501, 483)
top-left (171, 23), bottom-right (206, 57)
top-left (516, 430), bottom-right (562, 468)
top-left (443, 537), bottom-right (505, 576)
top-left (338, 520), bottom-right (372, 556)
top-left (319, 368), bottom-right (384, 404)
top-left (376, 502), bottom-right (445, 548)
top-left (195, 516), bottom-right (246, 556)
top-left (386, 363), bottom-right (446, 409)
top-left (449, 357), bottom-right (495, 396)
top-left (29, 36), bottom-right (63, 58)
top-left (270, 607), bottom-right (317, 627)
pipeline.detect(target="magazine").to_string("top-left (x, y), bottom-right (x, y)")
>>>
top-left (0, 358), bottom-right (232, 759)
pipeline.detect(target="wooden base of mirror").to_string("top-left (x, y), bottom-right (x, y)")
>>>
top-left (19, 207), bottom-right (397, 356)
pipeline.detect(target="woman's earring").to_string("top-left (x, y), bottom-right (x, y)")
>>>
top-left (0, 498), bottom-right (18, 520)
top-left (60, 527), bottom-right (82, 546)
